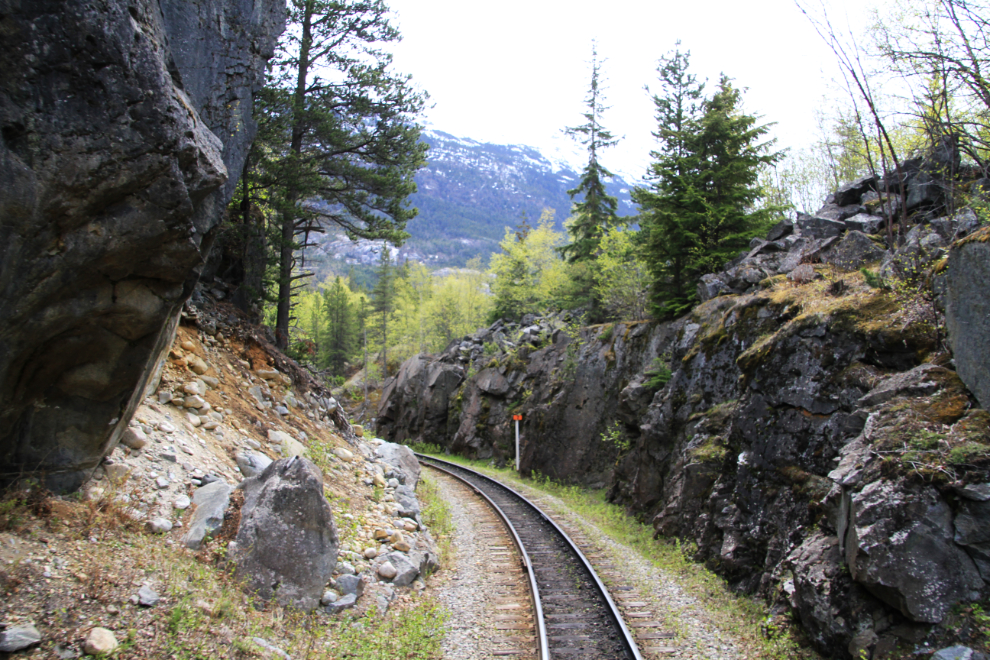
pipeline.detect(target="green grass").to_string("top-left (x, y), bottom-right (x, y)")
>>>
top-left (417, 474), bottom-right (455, 570)
top-left (328, 600), bottom-right (448, 659)
top-left (415, 451), bottom-right (816, 659)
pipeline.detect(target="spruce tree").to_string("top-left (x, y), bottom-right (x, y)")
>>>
top-left (632, 44), bottom-right (706, 317)
top-left (560, 43), bottom-right (620, 265)
top-left (635, 49), bottom-right (781, 318)
top-left (322, 276), bottom-right (357, 374)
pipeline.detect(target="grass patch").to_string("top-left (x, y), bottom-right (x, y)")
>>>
top-left (417, 452), bottom-right (815, 659)
top-left (328, 599), bottom-right (448, 659)
top-left (417, 474), bottom-right (455, 571)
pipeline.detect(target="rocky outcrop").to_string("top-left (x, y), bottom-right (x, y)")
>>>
top-left (378, 155), bottom-right (990, 656)
top-left (231, 457), bottom-right (338, 612)
top-left (378, 314), bottom-right (677, 486)
top-left (0, 0), bottom-right (285, 490)
top-left (944, 226), bottom-right (990, 409)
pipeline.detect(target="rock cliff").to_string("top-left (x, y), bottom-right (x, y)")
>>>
top-left (378, 156), bottom-right (990, 657)
top-left (0, 0), bottom-right (284, 490)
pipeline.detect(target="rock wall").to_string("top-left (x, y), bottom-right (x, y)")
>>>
top-left (944, 226), bottom-right (990, 410)
top-left (378, 314), bottom-right (675, 487)
top-left (378, 160), bottom-right (990, 658)
top-left (0, 0), bottom-right (285, 490)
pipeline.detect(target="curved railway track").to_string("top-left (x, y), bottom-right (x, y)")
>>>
top-left (418, 454), bottom-right (643, 660)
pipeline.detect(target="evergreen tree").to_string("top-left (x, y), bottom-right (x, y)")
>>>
top-left (560, 43), bottom-right (621, 265)
top-left (632, 44), bottom-right (706, 316)
top-left (371, 246), bottom-right (397, 379)
top-left (258, 0), bottom-right (427, 349)
top-left (635, 49), bottom-right (781, 317)
top-left (322, 276), bottom-right (357, 374)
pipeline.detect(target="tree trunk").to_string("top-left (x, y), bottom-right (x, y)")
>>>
top-left (275, 1), bottom-right (313, 350)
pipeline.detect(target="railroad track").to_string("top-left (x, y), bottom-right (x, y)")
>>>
top-left (418, 454), bottom-right (644, 660)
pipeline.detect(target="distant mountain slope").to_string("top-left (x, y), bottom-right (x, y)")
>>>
top-left (304, 130), bottom-right (639, 276)
top-left (406, 130), bottom-right (637, 266)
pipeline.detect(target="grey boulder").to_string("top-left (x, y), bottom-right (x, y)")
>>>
top-left (944, 227), bottom-right (990, 409)
top-left (375, 442), bottom-right (421, 488)
top-left (797, 212), bottom-right (847, 239)
top-left (181, 480), bottom-right (232, 550)
top-left (386, 551), bottom-right (419, 587)
top-left (846, 480), bottom-right (983, 623)
top-left (232, 457), bottom-right (338, 612)
top-left (821, 230), bottom-right (885, 271)
top-left (334, 574), bottom-right (364, 596)
top-left (236, 450), bottom-right (273, 478)
top-left (0, 623), bottom-right (41, 652)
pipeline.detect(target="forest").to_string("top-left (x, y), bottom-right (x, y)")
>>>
top-left (218, 0), bottom-right (990, 394)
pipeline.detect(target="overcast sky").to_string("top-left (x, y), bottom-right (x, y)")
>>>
top-left (385, 0), bottom-right (879, 180)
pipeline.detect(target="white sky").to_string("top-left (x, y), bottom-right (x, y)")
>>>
top-left (385, 0), bottom-right (879, 181)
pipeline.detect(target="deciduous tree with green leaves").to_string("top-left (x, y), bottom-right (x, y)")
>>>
top-left (488, 210), bottom-right (571, 321)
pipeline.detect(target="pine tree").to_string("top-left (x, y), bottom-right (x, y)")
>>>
top-left (689, 77), bottom-right (782, 275)
top-left (560, 42), bottom-right (620, 265)
top-left (260, 0), bottom-right (427, 349)
top-left (635, 48), bottom-right (781, 318)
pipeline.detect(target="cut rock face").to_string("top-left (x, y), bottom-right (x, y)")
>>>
top-left (0, 0), bottom-right (285, 491)
top-left (231, 457), bottom-right (338, 612)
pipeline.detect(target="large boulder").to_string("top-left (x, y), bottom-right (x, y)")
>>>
top-left (797, 212), bottom-right (847, 240)
top-left (822, 230), bottom-right (885, 271)
top-left (845, 480), bottom-right (983, 623)
top-left (231, 457), bottom-right (338, 612)
top-left (375, 442), bottom-right (422, 488)
top-left (944, 227), bottom-right (990, 409)
top-left (182, 480), bottom-right (232, 550)
top-left (0, 0), bottom-right (285, 491)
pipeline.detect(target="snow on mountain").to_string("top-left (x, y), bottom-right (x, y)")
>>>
top-left (304, 129), bottom-right (639, 274)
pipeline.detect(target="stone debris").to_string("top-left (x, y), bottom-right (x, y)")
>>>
top-left (138, 585), bottom-right (160, 607)
top-left (0, 623), bottom-right (41, 652)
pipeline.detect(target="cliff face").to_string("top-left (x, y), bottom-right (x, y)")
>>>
top-left (378, 162), bottom-right (990, 657)
top-left (0, 0), bottom-right (284, 490)
top-left (377, 314), bottom-right (675, 487)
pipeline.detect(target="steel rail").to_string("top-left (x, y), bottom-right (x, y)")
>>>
top-left (417, 453), bottom-right (643, 660)
top-left (420, 458), bottom-right (550, 660)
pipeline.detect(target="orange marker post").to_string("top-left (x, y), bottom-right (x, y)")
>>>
top-left (512, 413), bottom-right (522, 471)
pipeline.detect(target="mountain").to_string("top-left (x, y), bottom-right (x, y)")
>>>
top-left (302, 130), bottom-right (639, 278)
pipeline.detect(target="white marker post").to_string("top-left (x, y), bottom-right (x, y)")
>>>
top-left (512, 413), bottom-right (522, 471)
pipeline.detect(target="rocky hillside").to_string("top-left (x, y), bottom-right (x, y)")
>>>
top-left (0, 283), bottom-right (444, 657)
top-left (377, 145), bottom-right (990, 658)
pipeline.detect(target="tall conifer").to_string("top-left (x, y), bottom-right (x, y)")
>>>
top-left (635, 48), bottom-right (781, 318)
top-left (561, 42), bottom-right (620, 265)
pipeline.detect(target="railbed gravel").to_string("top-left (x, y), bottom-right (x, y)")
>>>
top-left (430, 462), bottom-right (755, 660)
top-left (510, 480), bottom-right (749, 660)
top-left (431, 473), bottom-right (503, 660)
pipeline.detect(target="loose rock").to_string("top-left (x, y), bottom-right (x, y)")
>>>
top-left (0, 624), bottom-right (41, 652)
top-left (84, 628), bottom-right (118, 655)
